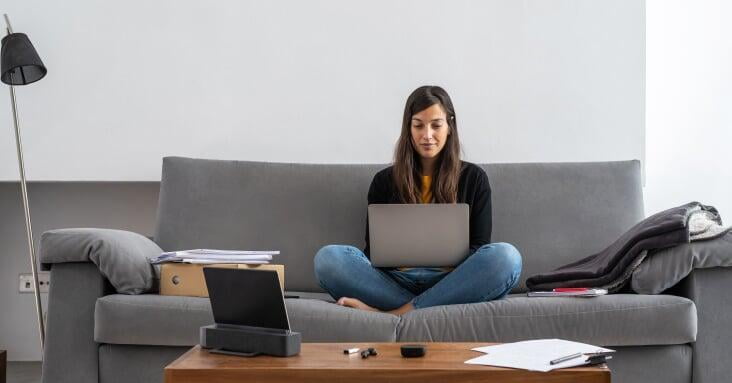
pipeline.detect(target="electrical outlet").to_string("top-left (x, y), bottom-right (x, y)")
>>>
top-left (19, 272), bottom-right (50, 293)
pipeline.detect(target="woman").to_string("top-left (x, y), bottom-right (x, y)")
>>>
top-left (314, 85), bottom-right (522, 315)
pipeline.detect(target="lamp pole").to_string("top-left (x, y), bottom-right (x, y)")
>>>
top-left (4, 13), bottom-right (45, 351)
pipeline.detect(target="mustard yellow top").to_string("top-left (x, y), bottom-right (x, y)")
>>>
top-left (420, 175), bottom-right (433, 204)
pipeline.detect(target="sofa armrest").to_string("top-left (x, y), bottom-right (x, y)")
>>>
top-left (666, 267), bottom-right (732, 383)
top-left (42, 262), bottom-right (112, 383)
top-left (40, 228), bottom-right (163, 294)
top-left (40, 228), bottom-right (163, 383)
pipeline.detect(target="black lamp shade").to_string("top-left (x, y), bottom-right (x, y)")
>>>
top-left (1, 32), bottom-right (46, 85)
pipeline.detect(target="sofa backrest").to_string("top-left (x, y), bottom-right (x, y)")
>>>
top-left (154, 156), bottom-right (644, 293)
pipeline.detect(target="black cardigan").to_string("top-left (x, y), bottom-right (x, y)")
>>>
top-left (363, 161), bottom-right (492, 259)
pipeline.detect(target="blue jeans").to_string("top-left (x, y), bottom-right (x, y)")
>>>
top-left (313, 242), bottom-right (522, 310)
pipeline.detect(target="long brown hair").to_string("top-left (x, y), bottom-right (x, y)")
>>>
top-left (393, 86), bottom-right (462, 204)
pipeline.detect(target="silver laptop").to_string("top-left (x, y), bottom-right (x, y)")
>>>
top-left (368, 203), bottom-right (470, 268)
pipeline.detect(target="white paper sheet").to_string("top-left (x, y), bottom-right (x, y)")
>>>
top-left (464, 339), bottom-right (614, 372)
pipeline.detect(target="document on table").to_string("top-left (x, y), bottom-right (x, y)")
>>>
top-left (464, 339), bottom-right (615, 372)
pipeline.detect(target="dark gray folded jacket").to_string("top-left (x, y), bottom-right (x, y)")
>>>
top-left (526, 201), bottom-right (719, 291)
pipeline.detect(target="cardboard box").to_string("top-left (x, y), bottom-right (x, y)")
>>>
top-left (160, 263), bottom-right (285, 297)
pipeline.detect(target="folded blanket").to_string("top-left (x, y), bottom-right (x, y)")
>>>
top-left (526, 201), bottom-right (724, 291)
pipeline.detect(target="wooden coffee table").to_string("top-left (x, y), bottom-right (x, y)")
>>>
top-left (164, 343), bottom-right (610, 383)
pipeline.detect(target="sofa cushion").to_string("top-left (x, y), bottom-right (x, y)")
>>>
top-left (95, 293), bottom-right (695, 348)
top-left (94, 293), bottom-right (399, 346)
top-left (397, 294), bottom-right (696, 347)
top-left (40, 228), bottom-right (162, 294)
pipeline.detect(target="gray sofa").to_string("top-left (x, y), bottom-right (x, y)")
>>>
top-left (39, 157), bottom-right (730, 383)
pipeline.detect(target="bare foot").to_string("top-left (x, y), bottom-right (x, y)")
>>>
top-left (336, 297), bottom-right (415, 316)
top-left (336, 297), bottom-right (380, 312)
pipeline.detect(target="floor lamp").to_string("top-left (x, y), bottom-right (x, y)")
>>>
top-left (1, 14), bottom-right (47, 351)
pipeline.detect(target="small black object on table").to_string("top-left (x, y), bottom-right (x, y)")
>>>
top-left (400, 344), bottom-right (426, 358)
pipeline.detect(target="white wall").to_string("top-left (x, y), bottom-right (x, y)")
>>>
top-left (645, 0), bottom-right (732, 220)
top-left (0, 0), bottom-right (645, 181)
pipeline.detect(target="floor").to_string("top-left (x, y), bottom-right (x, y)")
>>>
top-left (6, 362), bottom-right (41, 383)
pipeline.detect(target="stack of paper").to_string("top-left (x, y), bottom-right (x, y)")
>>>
top-left (150, 249), bottom-right (280, 265)
top-left (464, 339), bottom-right (614, 372)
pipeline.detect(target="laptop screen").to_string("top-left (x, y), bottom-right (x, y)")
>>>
top-left (203, 267), bottom-right (290, 331)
